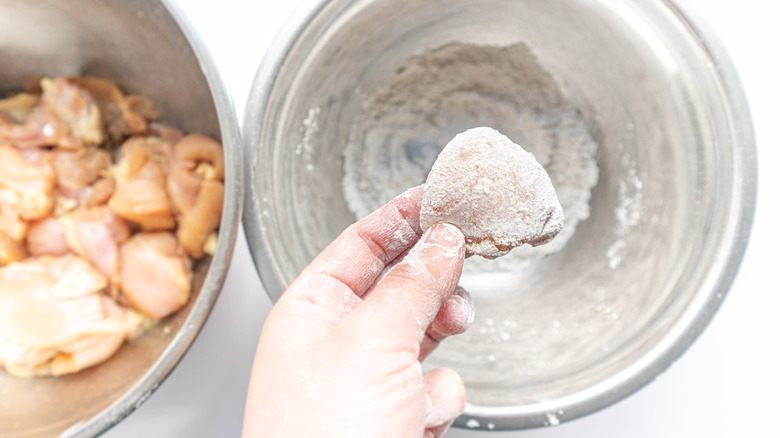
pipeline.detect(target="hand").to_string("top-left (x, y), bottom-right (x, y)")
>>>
top-left (243, 186), bottom-right (474, 438)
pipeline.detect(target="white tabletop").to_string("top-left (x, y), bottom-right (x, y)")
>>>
top-left (106, 1), bottom-right (780, 436)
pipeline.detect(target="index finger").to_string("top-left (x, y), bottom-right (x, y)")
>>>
top-left (304, 185), bottom-right (424, 297)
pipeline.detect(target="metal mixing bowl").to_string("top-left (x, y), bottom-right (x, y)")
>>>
top-left (243, 0), bottom-right (755, 430)
top-left (0, 1), bottom-right (241, 436)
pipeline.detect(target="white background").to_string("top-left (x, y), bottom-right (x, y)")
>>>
top-left (106, 0), bottom-right (779, 437)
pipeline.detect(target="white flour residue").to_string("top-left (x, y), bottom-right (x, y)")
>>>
top-left (296, 106), bottom-right (321, 172)
top-left (546, 411), bottom-right (562, 426)
top-left (606, 152), bottom-right (643, 269)
top-left (341, 43), bottom-right (598, 274)
top-left (465, 419), bottom-right (480, 429)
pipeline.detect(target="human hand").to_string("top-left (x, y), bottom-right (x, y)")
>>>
top-left (243, 186), bottom-right (474, 438)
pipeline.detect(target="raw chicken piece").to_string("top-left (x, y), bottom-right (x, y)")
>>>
top-left (0, 200), bottom-right (28, 266)
top-left (53, 147), bottom-right (112, 202)
top-left (166, 134), bottom-right (225, 258)
top-left (0, 75), bottom-right (222, 378)
top-left (60, 206), bottom-right (131, 281)
top-left (0, 93), bottom-right (39, 124)
top-left (0, 112), bottom-right (48, 149)
top-left (0, 145), bottom-right (55, 221)
top-left (0, 233), bottom-right (26, 265)
top-left (0, 78), bottom-right (104, 150)
top-left (76, 77), bottom-right (157, 143)
top-left (118, 232), bottom-right (191, 319)
top-left (79, 177), bottom-right (115, 208)
top-left (109, 137), bottom-right (176, 230)
top-left (39, 77), bottom-right (104, 149)
top-left (15, 146), bottom-right (56, 179)
top-left (26, 217), bottom-right (69, 257)
top-left (1, 200), bottom-right (27, 241)
top-left (44, 253), bottom-right (109, 299)
top-left (0, 254), bottom-right (146, 377)
top-left (153, 123), bottom-right (184, 146)
top-left (125, 95), bottom-right (158, 123)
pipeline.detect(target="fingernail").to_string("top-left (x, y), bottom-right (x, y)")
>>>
top-left (423, 223), bottom-right (464, 247)
top-left (433, 294), bottom-right (472, 336)
top-left (423, 368), bottom-right (467, 429)
top-left (453, 286), bottom-right (476, 327)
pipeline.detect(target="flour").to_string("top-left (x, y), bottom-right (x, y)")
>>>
top-left (607, 152), bottom-right (643, 269)
top-left (296, 106), bottom-right (320, 172)
top-left (420, 127), bottom-right (563, 258)
top-left (342, 43), bottom-right (599, 273)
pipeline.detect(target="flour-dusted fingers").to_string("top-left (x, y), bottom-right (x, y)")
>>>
top-left (419, 286), bottom-right (474, 360)
top-left (270, 186), bottom-right (425, 342)
top-left (298, 185), bottom-right (423, 300)
top-left (356, 223), bottom-right (465, 344)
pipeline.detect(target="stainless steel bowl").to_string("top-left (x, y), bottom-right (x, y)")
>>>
top-left (0, 1), bottom-right (241, 436)
top-left (243, 0), bottom-right (755, 430)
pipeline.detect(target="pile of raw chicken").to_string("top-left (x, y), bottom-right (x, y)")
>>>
top-left (0, 77), bottom-right (224, 377)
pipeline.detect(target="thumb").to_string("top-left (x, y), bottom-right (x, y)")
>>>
top-left (358, 223), bottom-right (465, 342)
top-left (423, 367), bottom-right (466, 430)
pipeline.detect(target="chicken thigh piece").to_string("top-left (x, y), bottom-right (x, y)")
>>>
top-left (60, 206), bottom-right (131, 281)
top-left (53, 146), bottom-right (112, 205)
top-left (0, 233), bottom-right (26, 266)
top-left (118, 232), bottom-right (192, 319)
top-left (166, 134), bottom-right (225, 258)
top-left (0, 145), bottom-right (55, 221)
top-left (0, 78), bottom-right (104, 150)
top-left (26, 217), bottom-right (70, 257)
top-left (76, 77), bottom-right (157, 144)
top-left (109, 137), bottom-right (176, 231)
top-left (0, 255), bottom-right (146, 377)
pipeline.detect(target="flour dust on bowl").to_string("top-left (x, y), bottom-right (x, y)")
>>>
top-left (243, 0), bottom-right (755, 430)
top-left (0, 0), bottom-right (241, 436)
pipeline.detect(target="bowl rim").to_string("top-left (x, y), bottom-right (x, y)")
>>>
top-left (60, 1), bottom-right (243, 436)
top-left (242, 0), bottom-right (329, 304)
top-left (241, 0), bottom-right (757, 430)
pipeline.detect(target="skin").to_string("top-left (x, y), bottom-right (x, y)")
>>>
top-left (243, 186), bottom-right (474, 438)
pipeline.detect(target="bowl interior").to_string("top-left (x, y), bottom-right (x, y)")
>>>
top-left (247, 0), bottom-right (749, 429)
top-left (0, 1), bottom-right (223, 436)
